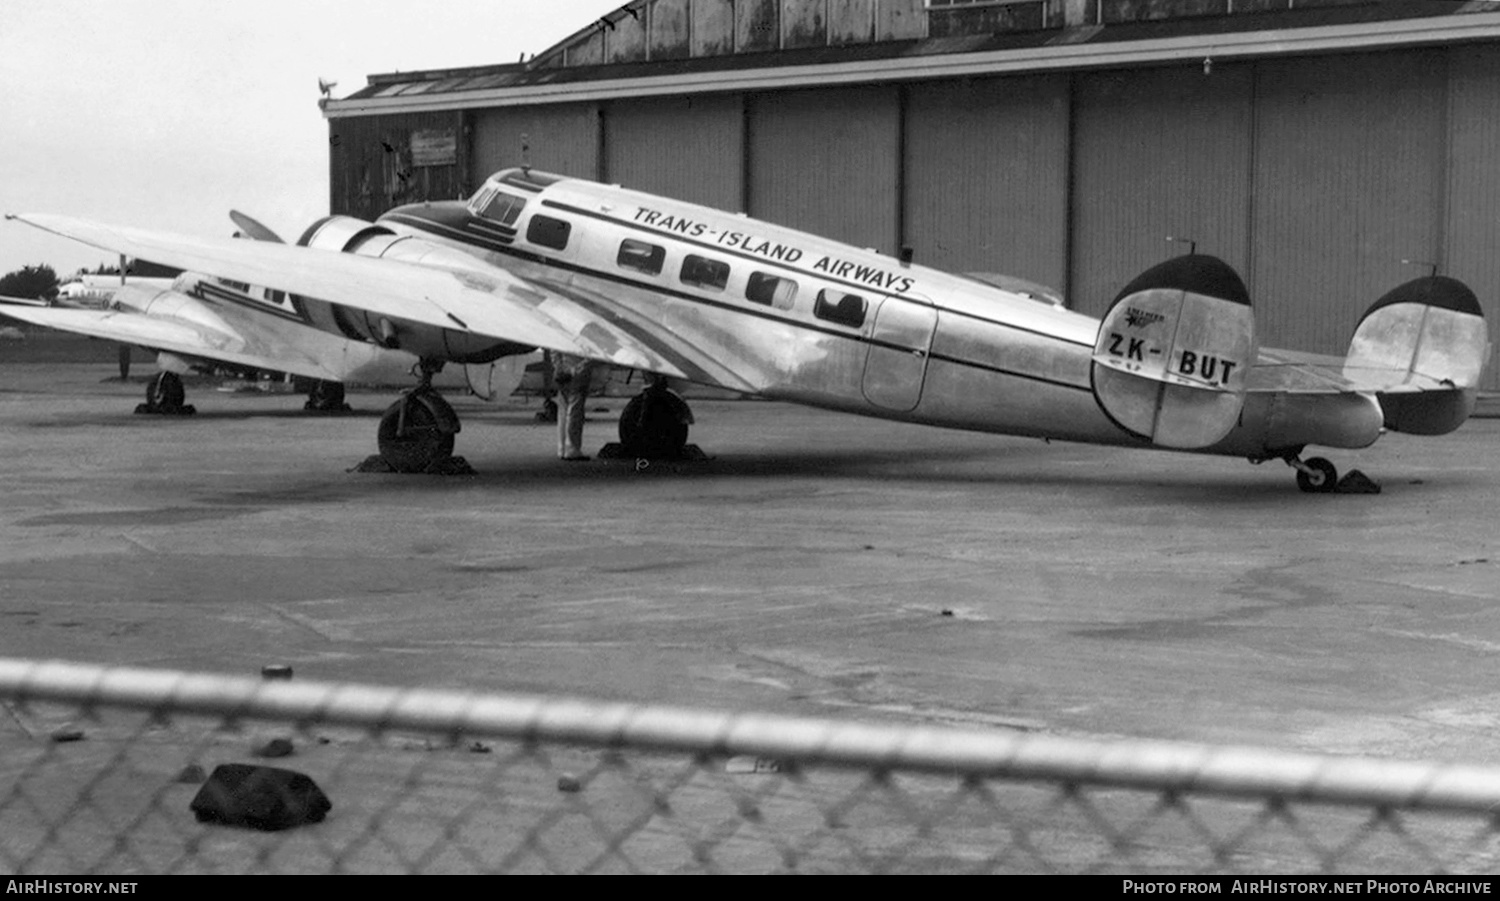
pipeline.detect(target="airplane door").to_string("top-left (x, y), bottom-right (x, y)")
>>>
top-left (862, 296), bottom-right (938, 412)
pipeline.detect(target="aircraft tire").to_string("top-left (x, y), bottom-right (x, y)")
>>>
top-left (146, 371), bottom-right (186, 410)
top-left (377, 397), bottom-right (455, 473)
top-left (1295, 457), bottom-right (1338, 493)
top-left (305, 380), bottom-right (348, 412)
top-left (619, 389), bottom-right (690, 459)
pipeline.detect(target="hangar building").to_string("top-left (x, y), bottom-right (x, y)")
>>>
top-left (321, 0), bottom-right (1500, 389)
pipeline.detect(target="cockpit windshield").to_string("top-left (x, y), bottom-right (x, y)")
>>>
top-left (468, 182), bottom-right (527, 226)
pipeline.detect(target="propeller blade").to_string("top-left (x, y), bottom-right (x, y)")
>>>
top-left (229, 210), bottom-right (285, 243)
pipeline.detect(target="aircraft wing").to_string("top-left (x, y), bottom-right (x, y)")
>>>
top-left (1, 296), bottom-right (357, 382)
top-left (8, 214), bottom-right (716, 385)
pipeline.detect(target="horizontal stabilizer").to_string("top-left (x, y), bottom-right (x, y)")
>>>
top-left (1092, 255), bottom-right (1256, 449)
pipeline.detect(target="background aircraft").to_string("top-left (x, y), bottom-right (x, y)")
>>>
top-left (0, 215), bottom-right (430, 414)
top-left (7, 168), bottom-right (1490, 490)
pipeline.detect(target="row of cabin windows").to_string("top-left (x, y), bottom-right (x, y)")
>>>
top-left (504, 210), bottom-right (869, 330)
top-left (615, 238), bottom-right (868, 329)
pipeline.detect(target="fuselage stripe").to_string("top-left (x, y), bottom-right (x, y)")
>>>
top-left (541, 197), bottom-right (1095, 350)
top-left (383, 212), bottom-right (512, 254)
top-left (388, 212), bottom-right (1092, 395)
top-left (194, 281), bottom-right (307, 325)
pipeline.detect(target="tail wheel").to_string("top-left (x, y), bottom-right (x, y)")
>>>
top-left (1295, 457), bottom-right (1338, 493)
top-left (146, 371), bottom-right (185, 409)
top-left (377, 396), bottom-right (455, 473)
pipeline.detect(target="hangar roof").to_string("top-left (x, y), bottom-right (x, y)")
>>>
top-left (323, 0), bottom-right (1500, 119)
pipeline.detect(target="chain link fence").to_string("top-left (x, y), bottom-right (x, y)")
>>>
top-left (3, 658), bottom-right (1500, 875)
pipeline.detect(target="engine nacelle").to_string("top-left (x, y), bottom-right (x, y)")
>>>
top-left (290, 215), bottom-right (532, 364)
top-left (1091, 254), bottom-right (1256, 449)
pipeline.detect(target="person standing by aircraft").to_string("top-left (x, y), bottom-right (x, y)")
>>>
top-left (553, 352), bottom-right (597, 461)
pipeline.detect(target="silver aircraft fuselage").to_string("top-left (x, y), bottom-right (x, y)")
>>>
top-left (378, 169), bottom-right (1379, 461)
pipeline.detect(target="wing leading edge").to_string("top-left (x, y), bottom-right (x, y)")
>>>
top-left (7, 214), bottom-right (705, 384)
top-left (0, 295), bottom-right (385, 383)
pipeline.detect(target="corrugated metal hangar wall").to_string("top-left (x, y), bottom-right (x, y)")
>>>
top-left (331, 43), bottom-right (1500, 389)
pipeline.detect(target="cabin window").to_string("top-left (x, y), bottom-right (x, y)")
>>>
top-left (466, 186), bottom-right (495, 215)
top-left (527, 214), bottom-right (571, 251)
top-left (814, 289), bottom-right (867, 328)
top-left (617, 239), bottom-right (665, 275)
top-left (746, 272), bottom-right (797, 310)
top-left (680, 254), bottom-right (729, 291)
top-left (482, 191), bottom-right (527, 226)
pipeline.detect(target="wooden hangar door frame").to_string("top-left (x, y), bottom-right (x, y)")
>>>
top-left (902, 74), bottom-right (1070, 298)
top-left (1068, 64), bottom-right (1254, 320)
top-left (745, 85), bottom-right (901, 255)
top-left (601, 94), bottom-right (745, 213)
top-left (1250, 49), bottom-right (1446, 358)
top-left (470, 102), bottom-right (603, 184)
top-left (1447, 44), bottom-right (1500, 391)
top-left (328, 112), bottom-right (466, 222)
top-left (1069, 49), bottom-right (1448, 363)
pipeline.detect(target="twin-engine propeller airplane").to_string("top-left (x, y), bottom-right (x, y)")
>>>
top-left (0, 214), bottom-right (427, 414)
top-left (7, 166), bottom-right (1492, 491)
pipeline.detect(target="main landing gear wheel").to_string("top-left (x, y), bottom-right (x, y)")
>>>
top-left (617, 389), bottom-right (692, 459)
top-left (147, 371), bottom-right (185, 408)
top-left (304, 380), bottom-right (350, 413)
top-left (136, 371), bottom-right (194, 415)
top-left (377, 392), bottom-right (457, 473)
top-left (1292, 456), bottom-right (1338, 494)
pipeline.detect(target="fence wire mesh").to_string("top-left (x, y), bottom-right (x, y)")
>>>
top-left (3, 658), bottom-right (1500, 875)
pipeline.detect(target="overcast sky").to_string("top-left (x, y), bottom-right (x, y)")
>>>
top-left (0, 0), bottom-right (625, 279)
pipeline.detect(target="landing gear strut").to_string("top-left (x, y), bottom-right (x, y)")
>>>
top-left (135, 371), bottom-right (195, 415)
top-left (1281, 453), bottom-right (1381, 494)
top-left (1287, 455), bottom-right (1338, 494)
top-left (360, 359), bottom-right (468, 474)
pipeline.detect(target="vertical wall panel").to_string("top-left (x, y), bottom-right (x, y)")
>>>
top-left (904, 74), bottom-right (1069, 291)
top-left (1250, 50), bottom-right (1445, 356)
top-left (1444, 44), bottom-right (1500, 390)
top-left (876, 0), bottom-right (926, 39)
top-left (830, 0), bottom-right (876, 45)
top-left (737, 0), bottom-right (781, 52)
top-left (604, 94), bottom-right (744, 212)
top-left (1070, 64), bottom-right (1253, 316)
top-left (564, 35), bottom-right (604, 67)
top-left (470, 103), bottom-right (601, 183)
top-left (649, 0), bottom-right (693, 60)
top-left (607, 11), bottom-right (649, 62)
top-left (692, 0), bottom-right (737, 55)
top-left (328, 112), bottom-right (465, 221)
top-left (784, 0), bottom-right (828, 49)
top-left (747, 86), bottom-right (900, 252)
